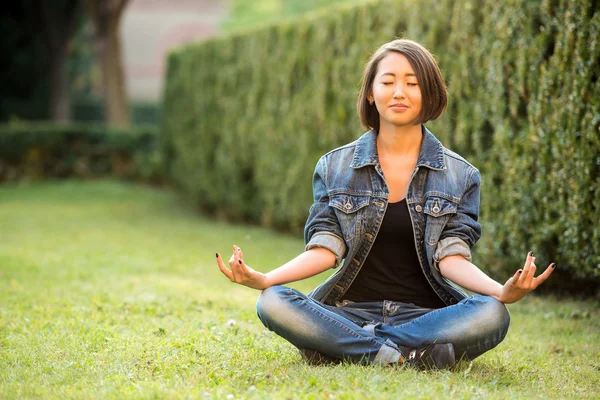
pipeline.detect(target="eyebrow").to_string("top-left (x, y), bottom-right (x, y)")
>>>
top-left (379, 72), bottom-right (417, 78)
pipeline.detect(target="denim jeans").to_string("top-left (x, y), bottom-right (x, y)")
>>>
top-left (256, 285), bottom-right (510, 365)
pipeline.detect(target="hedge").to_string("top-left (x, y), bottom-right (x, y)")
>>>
top-left (162, 0), bottom-right (599, 291)
top-left (71, 98), bottom-right (162, 126)
top-left (0, 122), bottom-right (163, 182)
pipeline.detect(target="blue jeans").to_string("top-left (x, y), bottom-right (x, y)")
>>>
top-left (256, 286), bottom-right (510, 365)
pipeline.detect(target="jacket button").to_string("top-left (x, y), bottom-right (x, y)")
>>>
top-left (415, 205), bottom-right (423, 212)
top-left (432, 206), bottom-right (440, 213)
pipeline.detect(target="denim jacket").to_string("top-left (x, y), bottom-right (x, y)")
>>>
top-left (304, 127), bottom-right (481, 306)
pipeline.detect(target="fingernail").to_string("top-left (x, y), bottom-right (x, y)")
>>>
top-left (551, 263), bottom-right (557, 269)
top-left (517, 269), bottom-right (522, 274)
top-left (238, 247), bottom-right (241, 252)
top-left (527, 251), bottom-right (533, 257)
top-left (239, 260), bottom-right (242, 264)
top-left (215, 253), bottom-right (219, 258)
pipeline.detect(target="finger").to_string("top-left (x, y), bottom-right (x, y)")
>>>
top-left (216, 253), bottom-right (233, 281)
top-left (533, 263), bottom-right (556, 288)
top-left (230, 251), bottom-right (250, 281)
top-left (512, 269), bottom-right (522, 283)
top-left (231, 244), bottom-right (243, 280)
top-left (230, 258), bottom-right (252, 283)
top-left (232, 244), bottom-right (241, 264)
top-left (229, 253), bottom-right (240, 282)
top-left (524, 261), bottom-right (537, 287)
top-left (237, 258), bottom-right (251, 277)
top-left (518, 252), bottom-right (534, 284)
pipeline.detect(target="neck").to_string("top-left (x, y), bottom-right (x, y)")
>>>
top-left (376, 123), bottom-right (423, 158)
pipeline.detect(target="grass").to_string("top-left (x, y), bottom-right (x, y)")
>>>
top-left (0, 180), bottom-right (598, 399)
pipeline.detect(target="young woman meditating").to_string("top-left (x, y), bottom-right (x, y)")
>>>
top-left (215, 39), bottom-right (555, 370)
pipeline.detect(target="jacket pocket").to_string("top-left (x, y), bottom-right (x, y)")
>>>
top-left (329, 194), bottom-right (370, 241)
top-left (423, 196), bottom-right (457, 245)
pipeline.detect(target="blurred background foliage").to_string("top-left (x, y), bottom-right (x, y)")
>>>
top-left (0, 1), bottom-right (51, 121)
top-left (221, 0), bottom-right (367, 33)
top-left (0, 122), bottom-right (162, 182)
top-left (0, 0), bottom-right (156, 126)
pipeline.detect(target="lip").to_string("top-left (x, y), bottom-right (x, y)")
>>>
top-left (390, 103), bottom-right (409, 110)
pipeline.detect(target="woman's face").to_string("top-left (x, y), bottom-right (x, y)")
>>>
top-left (369, 52), bottom-right (422, 128)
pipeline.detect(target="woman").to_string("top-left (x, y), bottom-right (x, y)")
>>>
top-left (215, 39), bottom-right (555, 370)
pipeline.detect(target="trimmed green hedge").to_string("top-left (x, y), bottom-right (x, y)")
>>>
top-left (0, 122), bottom-right (163, 182)
top-left (71, 98), bottom-right (162, 126)
top-left (162, 0), bottom-right (599, 290)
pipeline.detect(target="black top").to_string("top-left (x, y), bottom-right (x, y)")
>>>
top-left (343, 199), bottom-right (446, 309)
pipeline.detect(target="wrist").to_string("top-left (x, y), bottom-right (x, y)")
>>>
top-left (490, 283), bottom-right (503, 302)
top-left (262, 272), bottom-right (274, 290)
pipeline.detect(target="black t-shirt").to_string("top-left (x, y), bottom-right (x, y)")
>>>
top-left (343, 199), bottom-right (446, 309)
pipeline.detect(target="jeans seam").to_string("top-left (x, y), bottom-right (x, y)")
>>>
top-left (291, 289), bottom-right (394, 349)
top-left (392, 304), bottom-right (447, 330)
top-left (389, 295), bottom-right (483, 330)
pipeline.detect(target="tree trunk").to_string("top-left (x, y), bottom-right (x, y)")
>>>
top-left (39, 0), bottom-right (82, 123)
top-left (49, 42), bottom-right (71, 123)
top-left (87, 0), bottom-right (130, 128)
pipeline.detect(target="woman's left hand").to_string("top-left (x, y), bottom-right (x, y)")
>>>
top-left (498, 252), bottom-right (555, 304)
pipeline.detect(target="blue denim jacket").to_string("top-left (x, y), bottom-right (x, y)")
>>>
top-left (304, 127), bottom-right (481, 306)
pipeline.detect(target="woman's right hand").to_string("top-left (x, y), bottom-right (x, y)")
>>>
top-left (216, 245), bottom-right (269, 290)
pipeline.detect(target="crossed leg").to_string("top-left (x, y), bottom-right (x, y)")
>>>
top-left (256, 286), bottom-right (510, 365)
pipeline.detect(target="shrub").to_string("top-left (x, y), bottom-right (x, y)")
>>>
top-left (71, 97), bottom-right (163, 126)
top-left (0, 122), bottom-right (163, 182)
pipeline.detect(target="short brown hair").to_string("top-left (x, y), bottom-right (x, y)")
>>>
top-left (357, 39), bottom-right (447, 131)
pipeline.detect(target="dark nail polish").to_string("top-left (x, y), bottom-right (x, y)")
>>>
top-left (551, 263), bottom-right (557, 269)
top-left (527, 251), bottom-right (533, 257)
top-left (215, 253), bottom-right (218, 258)
top-left (238, 247), bottom-right (241, 252)
top-left (517, 269), bottom-right (522, 274)
top-left (239, 260), bottom-right (242, 264)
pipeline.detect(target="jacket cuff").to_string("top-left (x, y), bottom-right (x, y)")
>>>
top-left (433, 237), bottom-right (472, 270)
top-left (305, 232), bottom-right (346, 266)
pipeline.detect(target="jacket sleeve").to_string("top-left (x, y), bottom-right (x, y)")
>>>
top-left (303, 156), bottom-right (347, 266)
top-left (434, 167), bottom-right (482, 265)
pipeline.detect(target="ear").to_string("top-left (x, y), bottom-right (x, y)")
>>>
top-left (367, 90), bottom-right (374, 104)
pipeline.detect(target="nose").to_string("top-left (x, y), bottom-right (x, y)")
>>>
top-left (393, 83), bottom-right (405, 99)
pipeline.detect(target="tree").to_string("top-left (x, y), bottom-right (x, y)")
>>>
top-left (0, 2), bottom-right (46, 121)
top-left (39, 0), bottom-right (83, 123)
top-left (86, 0), bottom-right (130, 128)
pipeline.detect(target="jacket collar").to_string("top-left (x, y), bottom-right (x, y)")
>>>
top-left (350, 126), bottom-right (446, 170)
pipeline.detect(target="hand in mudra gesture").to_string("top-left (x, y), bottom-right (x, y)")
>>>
top-left (216, 245), bottom-right (269, 290)
top-left (498, 252), bottom-right (555, 304)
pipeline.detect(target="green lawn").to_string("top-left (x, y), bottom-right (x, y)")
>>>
top-left (0, 180), bottom-right (598, 399)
